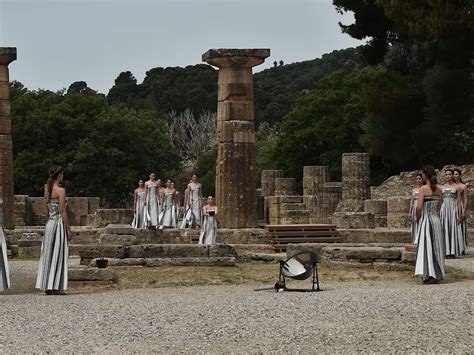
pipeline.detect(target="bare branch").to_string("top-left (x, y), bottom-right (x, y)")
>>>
top-left (168, 109), bottom-right (217, 165)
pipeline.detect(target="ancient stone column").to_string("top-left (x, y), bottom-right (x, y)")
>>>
top-left (303, 166), bottom-right (329, 223)
top-left (203, 49), bottom-right (270, 228)
top-left (342, 153), bottom-right (370, 200)
top-left (321, 182), bottom-right (342, 222)
top-left (261, 169), bottom-right (284, 224)
top-left (303, 166), bottom-right (328, 197)
top-left (337, 153), bottom-right (370, 212)
top-left (0, 48), bottom-right (17, 229)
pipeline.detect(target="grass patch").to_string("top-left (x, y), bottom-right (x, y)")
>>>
top-left (114, 262), bottom-right (418, 289)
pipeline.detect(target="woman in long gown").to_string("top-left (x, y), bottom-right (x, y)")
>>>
top-left (160, 180), bottom-right (179, 229)
top-left (180, 179), bottom-right (192, 228)
top-left (36, 166), bottom-right (72, 295)
top-left (415, 165), bottom-right (445, 284)
top-left (453, 168), bottom-right (469, 254)
top-left (0, 226), bottom-right (10, 292)
top-left (440, 169), bottom-right (464, 258)
top-left (408, 173), bottom-right (424, 244)
top-left (145, 173), bottom-right (161, 229)
top-left (199, 196), bottom-right (218, 245)
top-left (131, 179), bottom-right (146, 229)
top-left (183, 175), bottom-right (202, 229)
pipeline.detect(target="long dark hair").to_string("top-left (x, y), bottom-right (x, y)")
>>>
top-left (422, 165), bottom-right (437, 192)
top-left (453, 168), bottom-right (463, 183)
top-left (46, 165), bottom-right (63, 199)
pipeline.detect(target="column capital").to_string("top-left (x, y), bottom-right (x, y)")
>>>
top-left (202, 48), bottom-right (270, 68)
top-left (0, 48), bottom-right (17, 66)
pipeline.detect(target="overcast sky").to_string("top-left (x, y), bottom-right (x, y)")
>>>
top-left (0, 0), bottom-right (362, 94)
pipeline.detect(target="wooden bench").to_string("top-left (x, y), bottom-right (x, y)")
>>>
top-left (267, 224), bottom-right (341, 252)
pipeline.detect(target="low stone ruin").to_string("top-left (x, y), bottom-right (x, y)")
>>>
top-left (262, 153), bottom-right (473, 229)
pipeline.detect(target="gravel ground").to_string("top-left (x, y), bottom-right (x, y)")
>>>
top-left (1, 260), bottom-right (473, 353)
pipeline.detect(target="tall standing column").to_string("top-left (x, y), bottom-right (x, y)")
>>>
top-left (0, 48), bottom-right (17, 229)
top-left (337, 153), bottom-right (370, 212)
top-left (203, 49), bottom-right (270, 228)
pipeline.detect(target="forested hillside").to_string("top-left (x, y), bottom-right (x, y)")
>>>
top-left (10, 1), bottom-right (472, 205)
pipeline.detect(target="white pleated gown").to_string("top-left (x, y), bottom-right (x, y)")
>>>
top-left (459, 204), bottom-right (469, 253)
top-left (415, 196), bottom-right (445, 281)
top-left (199, 214), bottom-right (217, 245)
top-left (145, 184), bottom-right (160, 228)
top-left (189, 187), bottom-right (202, 227)
top-left (160, 191), bottom-right (178, 228)
top-left (411, 191), bottom-right (419, 244)
top-left (132, 191), bottom-right (146, 229)
top-left (440, 188), bottom-right (465, 256)
top-left (180, 190), bottom-right (190, 229)
top-left (0, 226), bottom-right (10, 291)
top-left (36, 199), bottom-right (69, 291)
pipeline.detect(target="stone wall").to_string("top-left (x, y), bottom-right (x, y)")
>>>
top-left (371, 164), bottom-right (474, 199)
top-left (13, 195), bottom-right (101, 226)
top-left (262, 166), bottom-right (342, 225)
top-left (263, 160), bottom-right (473, 229)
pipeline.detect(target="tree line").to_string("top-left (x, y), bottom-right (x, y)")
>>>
top-left (10, 1), bottom-right (472, 205)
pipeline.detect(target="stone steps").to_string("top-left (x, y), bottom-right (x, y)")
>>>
top-left (89, 257), bottom-right (236, 267)
top-left (78, 243), bottom-right (236, 266)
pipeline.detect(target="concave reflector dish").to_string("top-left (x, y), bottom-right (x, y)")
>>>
top-left (281, 252), bottom-right (317, 280)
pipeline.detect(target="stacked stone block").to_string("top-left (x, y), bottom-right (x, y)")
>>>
top-left (387, 197), bottom-right (411, 228)
top-left (274, 178), bottom-right (296, 196)
top-left (13, 195), bottom-right (101, 226)
top-left (303, 166), bottom-right (329, 223)
top-left (333, 153), bottom-right (373, 228)
top-left (266, 195), bottom-right (309, 225)
top-left (321, 182), bottom-right (342, 223)
top-left (203, 48), bottom-right (270, 228)
top-left (261, 170), bottom-right (284, 197)
top-left (364, 199), bottom-right (388, 227)
top-left (0, 47), bottom-right (16, 228)
top-left (261, 170), bottom-right (284, 224)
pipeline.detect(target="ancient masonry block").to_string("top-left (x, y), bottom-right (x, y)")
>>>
top-left (261, 170), bottom-right (284, 197)
top-left (321, 182), bottom-right (342, 223)
top-left (333, 153), bottom-right (372, 228)
top-left (303, 166), bottom-right (328, 197)
top-left (364, 199), bottom-right (388, 228)
top-left (265, 195), bottom-right (308, 225)
top-left (0, 47), bottom-right (17, 228)
top-left (203, 48), bottom-right (270, 228)
top-left (18, 232), bottom-right (43, 258)
top-left (274, 178), bottom-right (296, 196)
top-left (303, 166), bottom-right (329, 223)
top-left (387, 197), bottom-right (411, 228)
top-left (342, 153), bottom-right (370, 200)
top-left (332, 212), bottom-right (375, 229)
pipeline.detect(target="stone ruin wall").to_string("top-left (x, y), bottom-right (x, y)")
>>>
top-left (10, 160), bottom-right (474, 229)
top-left (12, 196), bottom-right (132, 227)
top-left (262, 156), bottom-right (474, 229)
